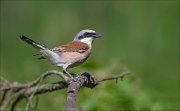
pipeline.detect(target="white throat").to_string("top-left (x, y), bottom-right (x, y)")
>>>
top-left (79, 37), bottom-right (94, 48)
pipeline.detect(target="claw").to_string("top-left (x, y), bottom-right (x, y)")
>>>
top-left (70, 76), bottom-right (82, 85)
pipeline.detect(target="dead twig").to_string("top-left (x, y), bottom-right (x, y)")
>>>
top-left (98, 71), bottom-right (130, 83)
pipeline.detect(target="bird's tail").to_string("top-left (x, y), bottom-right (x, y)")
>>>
top-left (20, 35), bottom-right (46, 50)
top-left (20, 35), bottom-right (61, 64)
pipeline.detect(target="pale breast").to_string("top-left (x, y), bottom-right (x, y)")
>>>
top-left (60, 49), bottom-right (91, 68)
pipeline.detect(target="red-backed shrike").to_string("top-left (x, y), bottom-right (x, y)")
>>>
top-left (20, 29), bottom-right (102, 78)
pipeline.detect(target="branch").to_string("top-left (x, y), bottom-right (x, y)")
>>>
top-left (19, 81), bottom-right (68, 97)
top-left (66, 75), bottom-right (87, 111)
top-left (0, 70), bottom-right (69, 91)
top-left (0, 71), bottom-right (129, 111)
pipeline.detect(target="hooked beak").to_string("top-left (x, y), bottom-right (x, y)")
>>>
top-left (93, 33), bottom-right (102, 38)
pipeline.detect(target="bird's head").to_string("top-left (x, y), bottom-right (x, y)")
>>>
top-left (73, 29), bottom-right (102, 45)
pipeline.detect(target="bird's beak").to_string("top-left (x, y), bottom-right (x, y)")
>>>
top-left (93, 33), bottom-right (102, 38)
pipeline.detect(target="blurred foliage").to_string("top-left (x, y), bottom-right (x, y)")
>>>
top-left (0, 0), bottom-right (179, 110)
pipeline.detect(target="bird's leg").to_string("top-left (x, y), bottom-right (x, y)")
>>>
top-left (63, 69), bottom-right (82, 84)
top-left (63, 69), bottom-right (73, 79)
top-left (62, 63), bottom-right (74, 79)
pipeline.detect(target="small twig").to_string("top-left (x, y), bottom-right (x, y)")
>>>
top-left (31, 70), bottom-right (69, 86)
top-left (10, 95), bottom-right (23, 111)
top-left (25, 97), bottom-right (33, 111)
top-left (0, 76), bottom-right (10, 84)
top-left (34, 96), bottom-right (39, 111)
top-left (0, 90), bottom-right (7, 107)
top-left (2, 92), bottom-right (20, 111)
top-left (25, 73), bottom-right (44, 111)
top-left (97, 72), bottom-right (129, 83)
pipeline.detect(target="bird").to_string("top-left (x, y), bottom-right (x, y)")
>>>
top-left (20, 29), bottom-right (102, 78)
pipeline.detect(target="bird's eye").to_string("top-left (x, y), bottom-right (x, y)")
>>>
top-left (78, 35), bottom-right (83, 39)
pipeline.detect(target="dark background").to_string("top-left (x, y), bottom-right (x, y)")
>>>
top-left (1, 1), bottom-right (179, 110)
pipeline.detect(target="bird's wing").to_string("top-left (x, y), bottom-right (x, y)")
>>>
top-left (52, 41), bottom-right (89, 53)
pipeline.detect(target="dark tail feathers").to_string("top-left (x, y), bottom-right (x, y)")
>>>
top-left (20, 35), bottom-right (46, 50)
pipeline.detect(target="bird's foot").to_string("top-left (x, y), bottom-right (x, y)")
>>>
top-left (62, 70), bottom-right (82, 84)
top-left (69, 75), bottom-right (84, 85)
top-left (68, 72), bottom-right (98, 88)
top-left (81, 72), bottom-right (98, 88)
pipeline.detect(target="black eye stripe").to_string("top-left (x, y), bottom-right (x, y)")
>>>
top-left (78, 32), bottom-right (96, 39)
top-left (84, 32), bottom-right (95, 36)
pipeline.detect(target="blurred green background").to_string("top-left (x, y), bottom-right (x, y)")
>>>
top-left (0, 0), bottom-right (179, 110)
